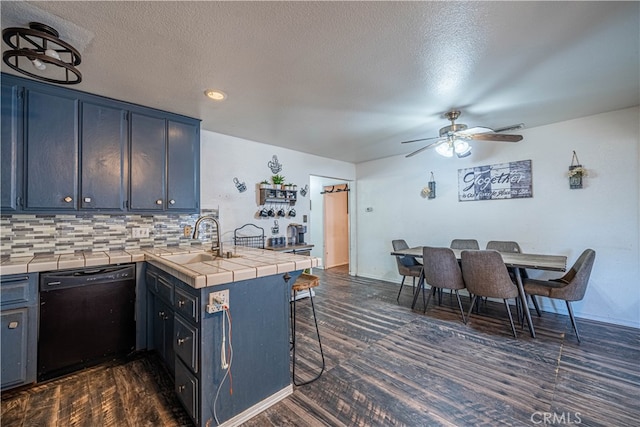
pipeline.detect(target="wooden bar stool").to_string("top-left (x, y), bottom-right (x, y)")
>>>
top-left (290, 273), bottom-right (325, 386)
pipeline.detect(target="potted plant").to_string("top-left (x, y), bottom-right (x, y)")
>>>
top-left (259, 180), bottom-right (270, 189)
top-left (272, 174), bottom-right (285, 189)
top-left (285, 182), bottom-right (295, 190)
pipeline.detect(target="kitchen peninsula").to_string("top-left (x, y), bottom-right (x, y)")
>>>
top-left (0, 246), bottom-right (320, 427)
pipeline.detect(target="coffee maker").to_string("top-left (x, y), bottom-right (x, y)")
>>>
top-left (289, 223), bottom-right (307, 244)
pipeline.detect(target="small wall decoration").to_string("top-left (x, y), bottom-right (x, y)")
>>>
top-left (299, 184), bottom-right (309, 197)
top-left (458, 160), bottom-right (532, 201)
top-left (568, 150), bottom-right (587, 189)
top-left (421, 171), bottom-right (436, 199)
top-left (271, 220), bottom-right (279, 234)
top-left (268, 155), bottom-right (282, 174)
top-left (233, 177), bottom-right (247, 192)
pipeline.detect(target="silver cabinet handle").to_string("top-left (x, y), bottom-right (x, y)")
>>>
top-left (177, 337), bottom-right (186, 345)
top-left (158, 311), bottom-right (166, 320)
top-left (156, 199), bottom-right (163, 205)
top-left (64, 196), bottom-right (73, 203)
top-left (178, 299), bottom-right (185, 307)
top-left (169, 199), bottom-right (176, 205)
top-left (178, 385), bottom-right (185, 392)
top-left (83, 197), bottom-right (92, 203)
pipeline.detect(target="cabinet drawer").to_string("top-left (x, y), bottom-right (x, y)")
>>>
top-left (156, 276), bottom-right (174, 304)
top-left (174, 287), bottom-right (198, 323)
top-left (1, 274), bottom-right (36, 307)
top-left (175, 358), bottom-right (198, 422)
top-left (0, 277), bottom-right (31, 307)
top-left (174, 315), bottom-right (198, 373)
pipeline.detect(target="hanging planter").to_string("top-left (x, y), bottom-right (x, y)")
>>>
top-left (421, 172), bottom-right (436, 199)
top-left (568, 150), bottom-right (587, 189)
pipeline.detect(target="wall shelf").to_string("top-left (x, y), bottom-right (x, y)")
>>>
top-left (259, 188), bottom-right (297, 205)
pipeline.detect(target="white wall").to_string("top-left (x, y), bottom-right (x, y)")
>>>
top-left (200, 107), bottom-right (639, 328)
top-left (355, 107), bottom-right (640, 328)
top-left (200, 131), bottom-right (355, 252)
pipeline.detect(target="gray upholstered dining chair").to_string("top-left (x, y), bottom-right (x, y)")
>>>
top-left (461, 250), bottom-right (520, 338)
top-left (486, 240), bottom-right (541, 317)
top-left (392, 239), bottom-right (423, 301)
top-left (450, 239), bottom-right (480, 306)
top-left (421, 246), bottom-right (466, 323)
top-left (450, 239), bottom-right (480, 250)
top-left (523, 249), bottom-right (596, 343)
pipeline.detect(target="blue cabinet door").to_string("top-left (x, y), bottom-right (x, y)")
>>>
top-left (1, 79), bottom-right (22, 212)
top-left (167, 120), bottom-right (199, 211)
top-left (130, 112), bottom-right (166, 211)
top-left (81, 102), bottom-right (127, 211)
top-left (24, 88), bottom-right (78, 210)
top-left (0, 309), bottom-right (29, 389)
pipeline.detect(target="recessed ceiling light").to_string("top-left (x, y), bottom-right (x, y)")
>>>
top-left (204, 89), bottom-right (227, 101)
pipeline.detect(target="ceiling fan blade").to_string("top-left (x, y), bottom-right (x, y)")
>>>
top-left (400, 135), bottom-right (441, 144)
top-left (468, 133), bottom-right (523, 142)
top-left (456, 126), bottom-right (493, 135)
top-left (494, 123), bottom-right (525, 133)
top-left (405, 140), bottom-right (443, 158)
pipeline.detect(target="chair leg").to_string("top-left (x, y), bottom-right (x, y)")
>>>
top-left (454, 290), bottom-right (466, 324)
top-left (396, 276), bottom-right (406, 301)
top-left (424, 286), bottom-right (436, 313)
top-left (466, 295), bottom-right (478, 323)
top-left (530, 294), bottom-right (542, 317)
top-left (412, 276), bottom-right (416, 295)
top-left (566, 301), bottom-right (581, 343)
top-left (422, 282), bottom-right (427, 311)
top-left (504, 299), bottom-right (517, 339)
top-left (292, 291), bottom-right (325, 386)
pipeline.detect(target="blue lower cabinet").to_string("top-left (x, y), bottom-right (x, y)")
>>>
top-left (0, 273), bottom-right (38, 391)
top-left (145, 264), bottom-right (293, 426)
top-left (175, 358), bottom-right (199, 421)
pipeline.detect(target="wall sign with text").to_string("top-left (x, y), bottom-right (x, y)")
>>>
top-left (458, 160), bottom-right (532, 201)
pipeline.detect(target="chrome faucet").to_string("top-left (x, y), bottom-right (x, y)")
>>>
top-left (192, 216), bottom-right (222, 256)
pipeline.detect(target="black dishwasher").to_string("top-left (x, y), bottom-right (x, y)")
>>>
top-left (38, 264), bottom-right (136, 381)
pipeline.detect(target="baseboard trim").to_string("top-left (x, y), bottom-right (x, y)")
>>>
top-left (219, 384), bottom-right (293, 427)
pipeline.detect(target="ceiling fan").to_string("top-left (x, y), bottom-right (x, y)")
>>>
top-left (401, 110), bottom-right (524, 158)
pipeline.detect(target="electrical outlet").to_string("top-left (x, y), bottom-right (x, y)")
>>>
top-left (131, 227), bottom-right (150, 238)
top-left (206, 289), bottom-right (229, 313)
top-left (184, 225), bottom-right (192, 237)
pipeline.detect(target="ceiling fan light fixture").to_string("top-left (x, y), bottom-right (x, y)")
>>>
top-left (454, 140), bottom-right (470, 154)
top-left (435, 141), bottom-right (454, 157)
top-left (2, 22), bottom-right (82, 84)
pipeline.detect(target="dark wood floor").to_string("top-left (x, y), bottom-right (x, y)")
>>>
top-left (2, 266), bottom-right (639, 426)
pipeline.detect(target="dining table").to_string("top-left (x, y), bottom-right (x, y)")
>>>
top-left (390, 247), bottom-right (567, 338)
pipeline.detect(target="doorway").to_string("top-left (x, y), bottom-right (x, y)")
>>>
top-left (322, 184), bottom-right (349, 269)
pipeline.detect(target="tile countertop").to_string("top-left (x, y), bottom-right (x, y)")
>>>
top-left (1, 246), bottom-right (321, 289)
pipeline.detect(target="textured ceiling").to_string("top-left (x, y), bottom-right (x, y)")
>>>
top-left (2, 1), bottom-right (638, 163)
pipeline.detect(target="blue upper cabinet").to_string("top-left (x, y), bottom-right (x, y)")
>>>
top-left (130, 112), bottom-right (167, 211)
top-left (1, 78), bottom-right (22, 212)
top-left (24, 87), bottom-right (79, 211)
top-left (130, 112), bottom-right (200, 212)
top-left (0, 73), bottom-right (200, 214)
top-left (81, 101), bottom-right (128, 211)
top-left (167, 120), bottom-right (199, 211)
